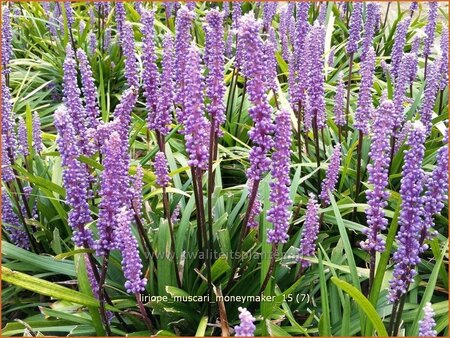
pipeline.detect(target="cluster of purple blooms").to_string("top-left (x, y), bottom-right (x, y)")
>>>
top-left (297, 194), bottom-right (320, 269)
top-left (234, 307), bottom-right (256, 337)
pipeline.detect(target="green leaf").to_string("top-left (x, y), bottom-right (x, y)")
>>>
top-left (195, 316), bottom-right (208, 337)
top-left (331, 276), bottom-right (388, 337)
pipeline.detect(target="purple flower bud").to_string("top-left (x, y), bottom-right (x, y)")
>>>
top-left (297, 194), bottom-right (320, 268)
top-left (267, 110), bottom-right (292, 244)
top-left (205, 9), bottom-right (226, 135)
top-left (89, 7), bottom-right (95, 26)
top-left (141, 10), bottom-right (159, 131)
top-left (279, 7), bottom-right (290, 60)
top-left (120, 22), bottom-right (139, 89)
top-left (361, 4), bottom-right (380, 58)
top-left (327, 47), bottom-right (335, 68)
top-left (79, 21), bottom-right (86, 36)
top-left (320, 144), bottom-right (341, 206)
top-left (420, 61), bottom-right (440, 136)
top-left (175, 6), bottom-right (194, 113)
top-left (84, 254), bottom-right (99, 298)
top-left (17, 117), bottom-right (29, 157)
top-left (288, 52), bottom-right (298, 110)
top-left (354, 47), bottom-right (375, 134)
top-left (361, 100), bottom-right (395, 253)
top-left (393, 53), bottom-right (412, 130)
top-left (238, 14), bottom-right (274, 181)
top-left (423, 2), bottom-right (438, 57)
top-left (54, 105), bottom-right (94, 248)
top-left (155, 34), bottom-right (175, 136)
top-left (405, 38), bottom-right (421, 85)
top-left (2, 188), bottom-right (30, 249)
top-left (115, 207), bottom-right (147, 293)
top-left (346, 3), bottom-right (363, 54)
top-left (305, 25), bottom-right (326, 130)
top-left (77, 49), bottom-right (100, 129)
top-left (111, 87), bottom-right (138, 139)
top-left (234, 307), bottom-right (256, 337)
top-left (133, 2), bottom-right (143, 16)
top-left (186, 1), bottom-right (195, 11)
top-left (390, 18), bottom-right (411, 79)
top-left (388, 121), bottom-right (426, 303)
top-left (419, 303), bottom-right (437, 337)
top-left (154, 151), bottom-right (170, 188)
top-left (2, 6), bottom-right (13, 69)
top-left (334, 73), bottom-right (346, 126)
top-left (183, 45), bottom-right (210, 170)
top-left (104, 28), bottom-right (111, 50)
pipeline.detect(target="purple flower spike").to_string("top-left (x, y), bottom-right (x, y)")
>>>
top-left (388, 121), bottom-right (426, 303)
top-left (420, 143), bottom-right (448, 247)
top-left (120, 22), bottom-right (139, 89)
top-left (439, 28), bottom-right (448, 90)
top-left (96, 131), bottom-right (131, 255)
top-left (361, 100), bottom-right (395, 254)
top-left (2, 189), bottom-right (30, 249)
top-left (305, 25), bottom-right (326, 130)
top-left (320, 144), bottom-right (341, 206)
top-left (155, 34), bottom-right (175, 136)
top-left (32, 111), bottom-right (43, 153)
top-left (393, 53), bottom-right (412, 130)
top-left (63, 44), bottom-right (92, 156)
top-left (115, 2), bottom-right (126, 35)
top-left (279, 8), bottom-right (290, 60)
top-left (419, 303), bottom-right (437, 337)
top-left (64, 2), bottom-right (75, 28)
top-left (77, 49), bottom-right (100, 129)
top-left (111, 87), bottom-right (139, 139)
top-left (405, 38), bottom-right (421, 85)
top-left (132, 165), bottom-right (144, 218)
top-left (88, 32), bottom-right (97, 55)
top-left (2, 135), bottom-right (15, 182)
top-left (183, 45), bottom-right (210, 170)
top-left (84, 254), bottom-right (99, 298)
top-left (2, 6), bottom-right (13, 69)
top-left (390, 18), bottom-right (411, 79)
top-left (262, 2), bottom-right (277, 31)
top-left (264, 38), bottom-right (278, 92)
top-left (141, 10), bottom-right (159, 131)
top-left (334, 73), bottom-right (346, 126)
top-left (420, 61), bottom-right (440, 136)
top-left (346, 3), bottom-right (363, 54)
top-left (354, 47), bottom-right (375, 134)
top-left (361, 4), bottom-right (380, 59)
top-left (267, 109), bottom-right (292, 245)
top-left (297, 194), bottom-right (320, 269)
top-left (2, 77), bottom-right (18, 155)
top-left (423, 2), bottom-right (438, 57)
top-left (175, 6), bottom-right (194, 114)
top-left (17, 117), bottom-right (29, 157)
top-left (410, 2), bottom-right (418, 15)
top-left (234, 307), bottom-right (256, 337)
top-left (54, 105), bottom-right (94, 248)
top-left (205, 9), bottom-right (226, 135)
top-left (171, 204), bottom-right (181, 224)
top-left (294, 2), bottom-right (310, 65)
top-left (115, 207), bottom-right (147, 294)
top-left (238, 14), bottom-right (274, 182)
top-left (154, 151), bottom-right (170, 188)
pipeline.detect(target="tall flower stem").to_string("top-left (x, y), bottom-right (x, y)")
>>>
top-left (207, 119), bottom-right (217, 295)
top-left (424, 55), bottom-right (429, 81)
top-left (86, 252), bottom-right (129, 331)
top-left (224, 180), bottom-right (260, 292)
top-left (163, 186), bottom-right (182, 288)
top-left (191, 168), bottom-right (204, 255)
top-left (382, 2), bottom-right (391, 30)
top-left (345, 53), bottom-right (354, 140)
top-left (98, 254), bottom-right (112, 336)
top-left (259, 244), bottom-right (278, 294)
top-left (135, 293), bottom-right (155, 332)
